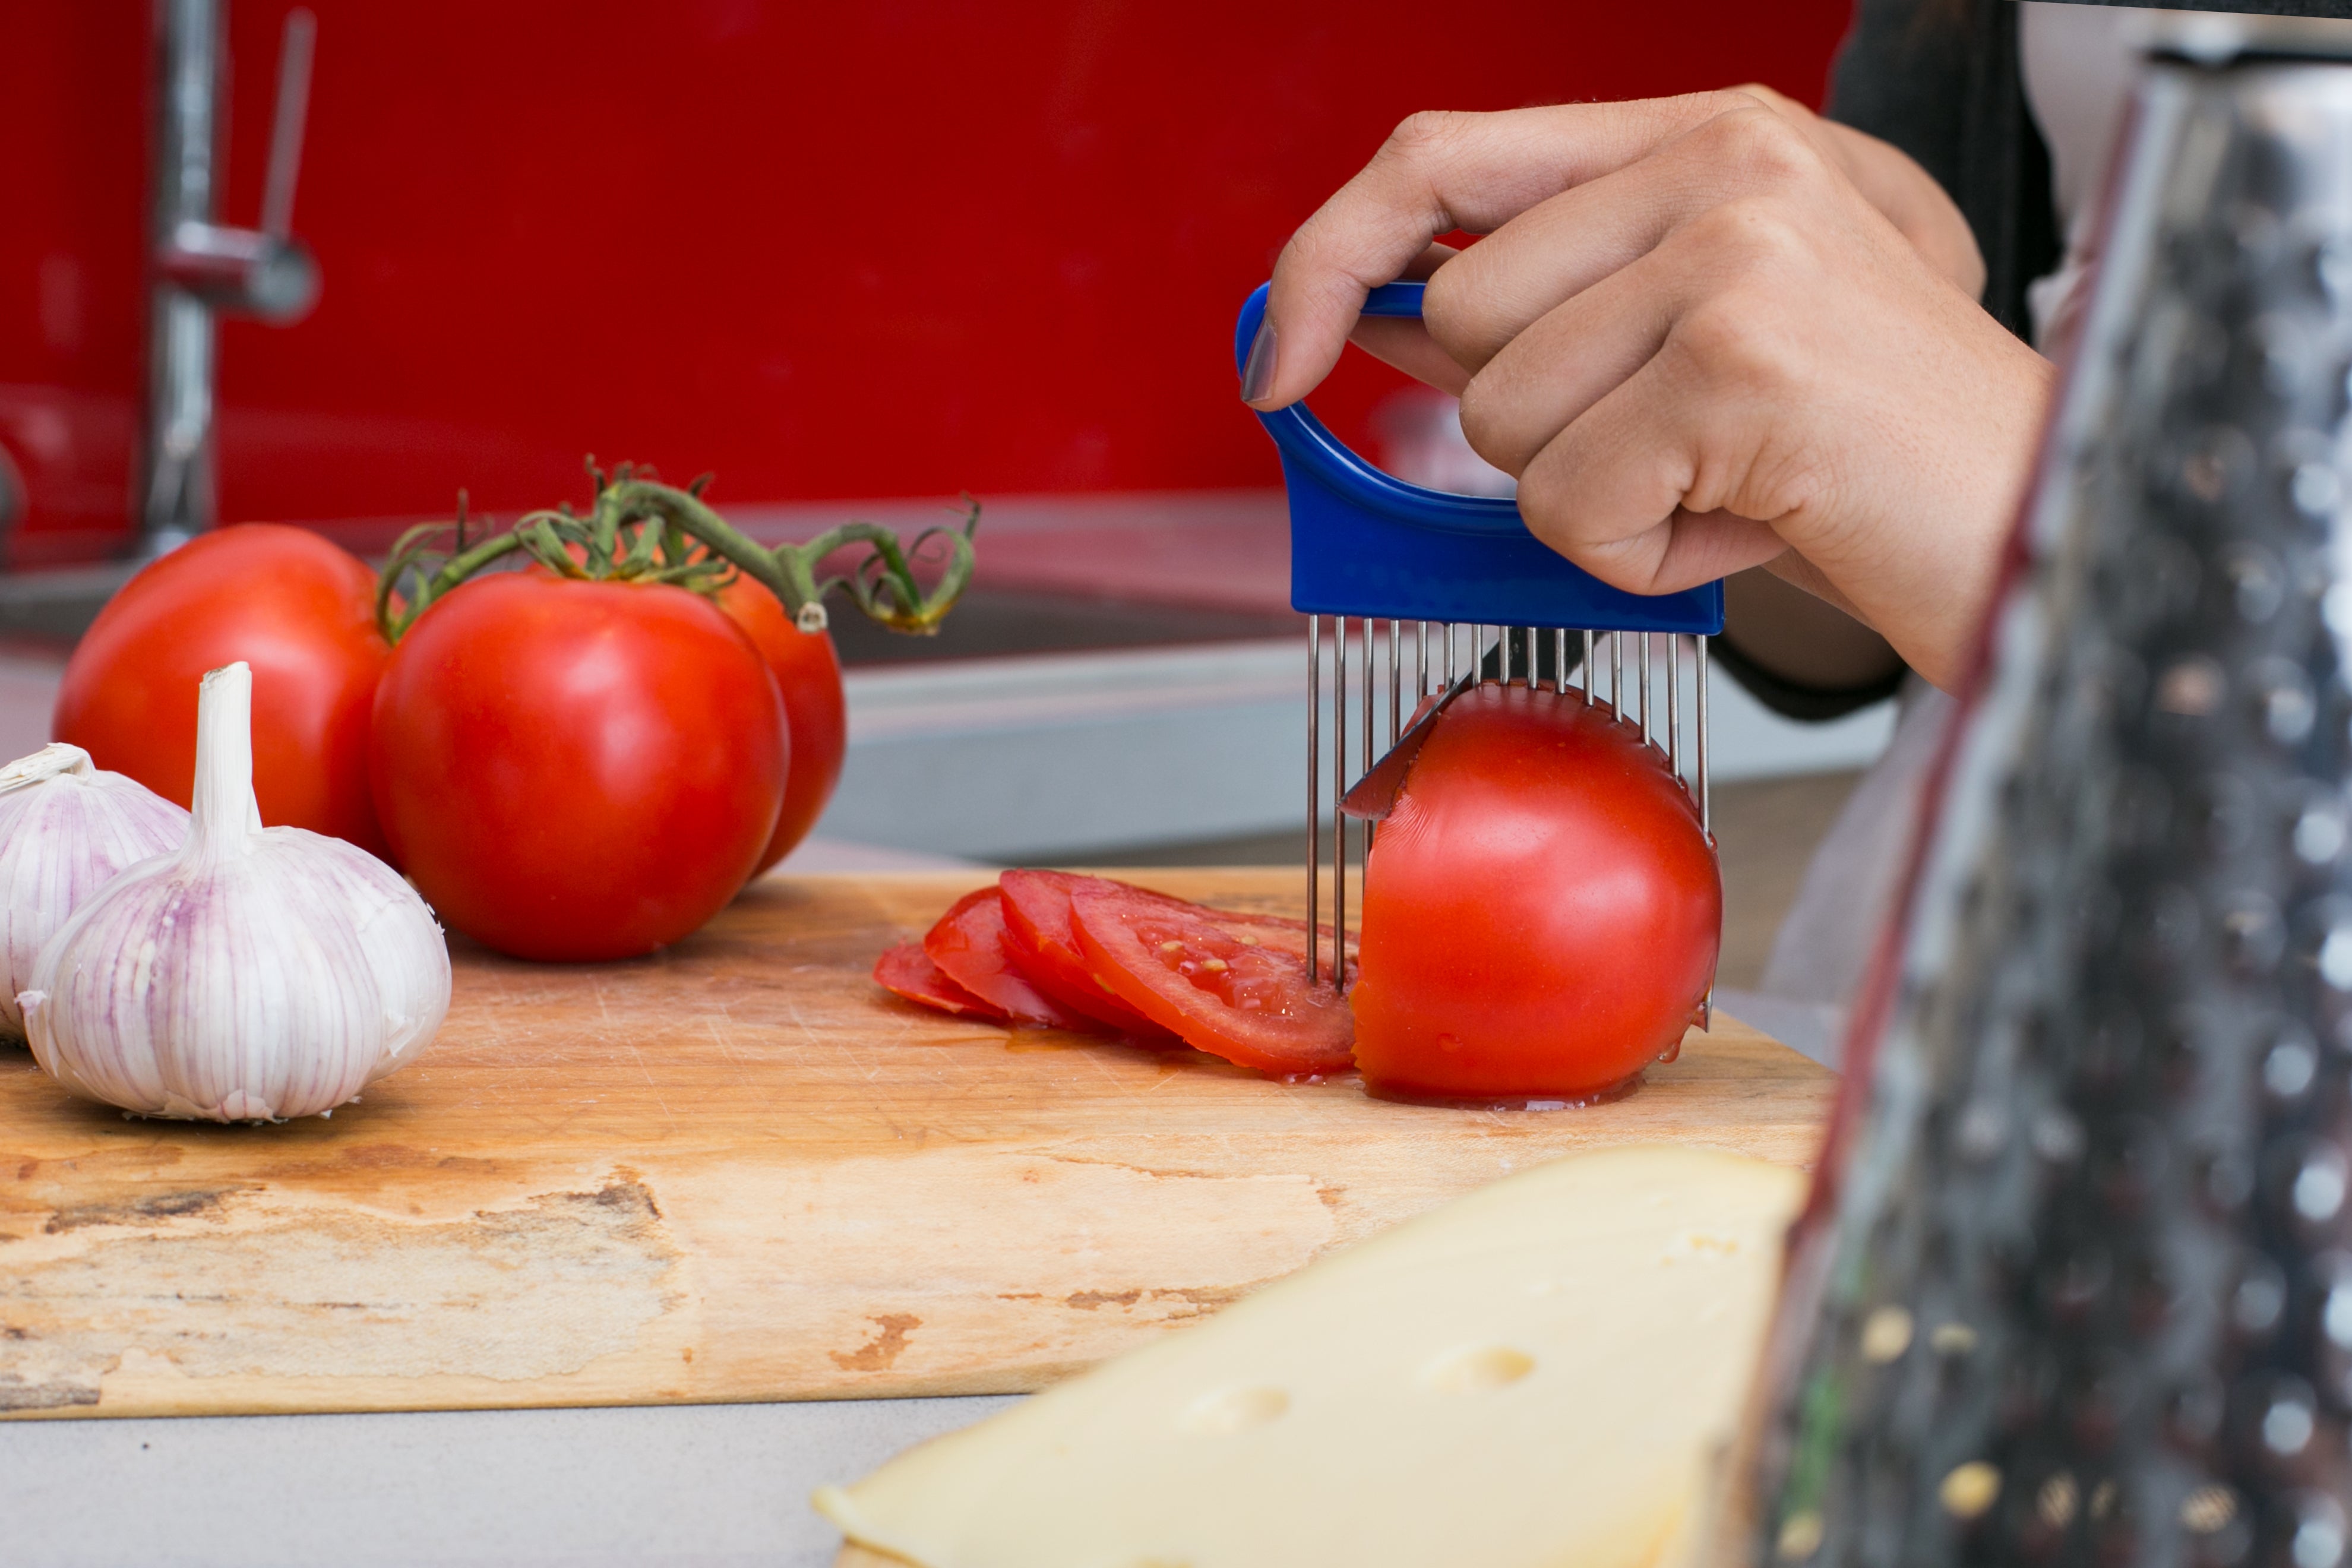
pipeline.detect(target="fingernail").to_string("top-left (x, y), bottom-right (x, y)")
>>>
top-left (1240, 317), bottom-right (1278, 404)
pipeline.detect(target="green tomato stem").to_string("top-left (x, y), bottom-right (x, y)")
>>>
top-left (374, 468), bottom-right (982, 645)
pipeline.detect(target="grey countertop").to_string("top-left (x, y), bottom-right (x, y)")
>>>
top-left (0, 1395), bottom-right (1014, 1567)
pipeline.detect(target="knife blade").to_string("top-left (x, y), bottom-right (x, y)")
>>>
top-left (1339, 673), bottom-right (1474, 823)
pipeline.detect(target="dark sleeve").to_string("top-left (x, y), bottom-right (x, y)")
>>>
top-left (1709, 634), bottom-right (1908, 722)
top-left (1824, 0), bottom-right (2059, 339)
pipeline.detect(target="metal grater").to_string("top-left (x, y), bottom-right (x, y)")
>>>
top-left (1727, 37), bottom-right (2352, 1566)
top-left (1234, 280), bottom-right (1728, 996)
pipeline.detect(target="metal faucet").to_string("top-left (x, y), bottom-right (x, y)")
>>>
top-left (141, 0), bottom-right (320, 552)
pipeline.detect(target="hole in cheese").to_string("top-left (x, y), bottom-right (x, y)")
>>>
top-left (1419, 1343), bottom-right (1535, 1393)
top-left (1179, 1384), bottom-right (1289, 1434)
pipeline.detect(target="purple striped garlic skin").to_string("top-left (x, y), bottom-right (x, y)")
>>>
top-left (0, 744), bottom-right (187, 1041)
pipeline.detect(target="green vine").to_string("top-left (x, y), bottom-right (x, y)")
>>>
top-left (377, 459), bottom-right (982, 645)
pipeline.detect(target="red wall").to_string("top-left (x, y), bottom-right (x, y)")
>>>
top-left (0, 2), bottom-right (1852, 564)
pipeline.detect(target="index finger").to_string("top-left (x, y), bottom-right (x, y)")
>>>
top-left (1243, 91), bottom-right (1769, 411)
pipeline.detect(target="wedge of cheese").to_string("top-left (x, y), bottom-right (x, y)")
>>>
top-left (813, 1144), bottom-right (1803, 1568)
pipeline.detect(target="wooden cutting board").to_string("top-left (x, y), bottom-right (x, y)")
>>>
top-left (0, 869), bottom-right (1832, 1422)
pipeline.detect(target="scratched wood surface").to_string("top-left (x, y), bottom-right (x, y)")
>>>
top-left (0, 869), bottom-right (1832, 1422)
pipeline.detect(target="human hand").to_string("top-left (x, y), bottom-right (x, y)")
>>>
top-left (1243, 91), bottom-right (2052, 691)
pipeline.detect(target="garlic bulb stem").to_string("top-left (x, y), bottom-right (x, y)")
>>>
top-left (23, 661), bottom-right (451, 1122)
top-left (189, 660), bottom-right (265, 859)
top-left (0, 742), bottom-right (101, 794)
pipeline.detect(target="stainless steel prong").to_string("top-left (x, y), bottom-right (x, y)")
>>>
top-left (1553, 627), bottom-right (1567, 695)
top-left (1696, 636), bottom-right (1712, 837)
top-left (1373, 620), bottom-right (1392, 747)
top-left (1583, 630), bottom-right (1595, 705)
top-left (1333, 617), bottom-right (1348, 991)
top-left (1668, 633), bottom-right (1682, 783)
top-left (1305, 615), bottom-right (1321, 986)
top-left (1639, 632), bottom-right (1653, 747)
top-left (1610, 631), bottom-right (1624, 721)
top-left (1360, 618), bottom-right (1374, 855)
top-left (1416, 619), bottom-right (1428, 698)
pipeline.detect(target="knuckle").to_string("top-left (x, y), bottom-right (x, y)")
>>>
top-left (1672, 292), bottom-right (1802, 391)
top-left (1379, 109), bottom-right (1474, 170)
top-left (1703, 103), bottom-right (1817, 186)
top-left (1671, 293), bottom-right (1758, 368)
top-left (1723, 81), bottom-right (1793, 114)
top-left (1686, 197), bottom-right (1809, 270)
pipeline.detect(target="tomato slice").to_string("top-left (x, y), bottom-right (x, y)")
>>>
top-left (923, 889), bottom-right (1103, 1032)
top-left (1068, 883), bottom-right (1355, 1077)
top-left (998, 871), bottom-right (1180, 1041)
top-left (873, 941), bottom-right (1008, 1021)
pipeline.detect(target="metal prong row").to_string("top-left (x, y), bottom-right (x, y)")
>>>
top-left (1308, 618), bottom-right (1714, 992)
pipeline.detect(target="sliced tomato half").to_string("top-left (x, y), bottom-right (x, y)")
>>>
top-left (874, 941), bottom-right (1007, 1021)
top-left (998, 871), bottom-right (1180, 1041)
top-left (1068, 883), bottom-right (1355, 1077)
top-left (923, 889), bottom-right (1102, 1032)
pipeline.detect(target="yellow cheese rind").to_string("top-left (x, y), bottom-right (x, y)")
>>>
top-left (814, 1144), bottom-right (1803, 1568)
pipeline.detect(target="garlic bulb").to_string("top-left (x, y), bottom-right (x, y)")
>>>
top-left (22, 662), bottom-right (450, 1121)
top-left (0, 742), bottom-right (188, 1041)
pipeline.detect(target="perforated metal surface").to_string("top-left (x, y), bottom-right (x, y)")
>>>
top-left (1742, 49), bottom-right (2352, 1568)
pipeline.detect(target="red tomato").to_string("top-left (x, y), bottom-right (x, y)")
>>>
top-left (54, 524), bottom-right (392, 856)
top-left (714, 576), bottom-right (846, 875)
top-left (1070, 882), bottom-right (1354, 1077)
top-left (922, 889), bottom-right (1098, 1031)
top-left (875, 941), bottom-right (1006, 1020)
top-left (1350, 684), bottom-right (1721, 1102)
top-left (997, 870), bottom-right (1178, 1040)
top-left (369, 573), bottom-right (787, 961)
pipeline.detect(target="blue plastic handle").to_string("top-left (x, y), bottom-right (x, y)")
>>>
top-left (1237, 281), bottom-right (1724, 634)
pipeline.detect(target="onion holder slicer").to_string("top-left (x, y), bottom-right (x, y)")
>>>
top-left (1235, 280), bottom-right (1726, 998)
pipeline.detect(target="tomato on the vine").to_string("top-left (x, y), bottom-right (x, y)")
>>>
top-left (369, 573), bottom-right (787, 962)
top-left (1349, 684), bottom-right (1721, 1102)
top-left (365, 469), bottom-right (977, 962)
top-left (714, 574), bottom-right (846, 875)
top-left (54, 524), bottom-right (392, 856)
